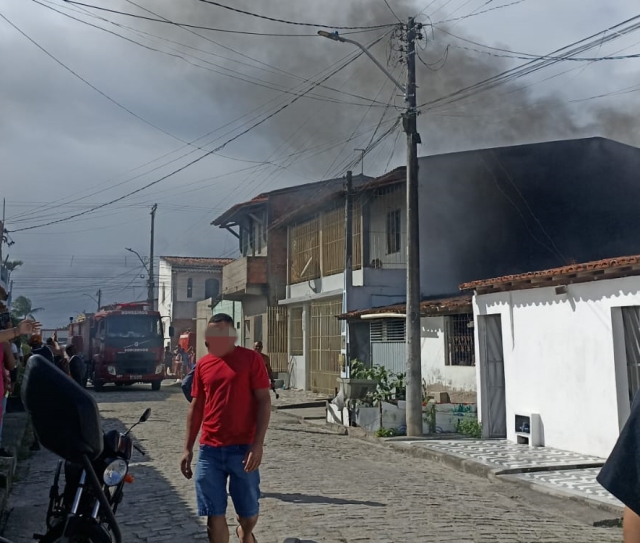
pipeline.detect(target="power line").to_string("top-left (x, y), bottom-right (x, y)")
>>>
top-left (61, 1), bottom-right (393, 36)
top-left (432, 0), bottom-right (526, 25)
top-left (382, 0), bottom-right (403, 23)
top-left (195, 0), bottom-right (396, 30)
top-left (0, 9), bottom-right (182, 143)
top-left (10, 47), bottom-right (372, 233)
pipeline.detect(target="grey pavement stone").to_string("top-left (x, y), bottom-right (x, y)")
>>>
top-left (2, 385), bottom-right (623, 543)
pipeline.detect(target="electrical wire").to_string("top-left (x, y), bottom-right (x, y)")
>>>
top-left (194, 0), bottom-right (396, 30)
top-left (9, 46), bottom-right (374, 233)
top-left (433, 0), bottom-right (526, 25)
top-left (61, 1), bottom-right (393, 36)
top-left (382, 0), bottom-right (403, 23)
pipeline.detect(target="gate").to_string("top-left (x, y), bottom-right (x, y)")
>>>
top-left (267, 306), bottom-right (288, 373)
top-left (310, 298), bottom-right (342, 395)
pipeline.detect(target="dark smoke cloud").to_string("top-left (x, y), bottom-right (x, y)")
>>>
top-left (145, 0), bottom-right (640, 164)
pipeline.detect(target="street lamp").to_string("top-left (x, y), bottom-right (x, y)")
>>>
top-left (125, 247), bottom-right (149, 273)
top-left (318, 22), bottom-right (424, 437)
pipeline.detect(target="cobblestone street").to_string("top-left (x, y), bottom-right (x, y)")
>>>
top-left (3, 387), bottom-right (623, 543)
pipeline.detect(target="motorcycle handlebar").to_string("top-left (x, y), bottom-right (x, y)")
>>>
top-left (81, 454), bottom-right (122, 543)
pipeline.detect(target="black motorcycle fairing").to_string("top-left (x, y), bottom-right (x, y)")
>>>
top-left (22, 355), bottom-right (103, 463)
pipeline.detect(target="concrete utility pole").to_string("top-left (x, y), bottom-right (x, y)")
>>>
top-left (343, 170), bottom-right (354, 374)
top-left (318, 19), bottom-right (423, 436)
top-left (148, 204), bottom-right (157, 310)
top-left (403, 18), bottom-right (423, 438)
top-left (97, 289), bottom-right (102, 311)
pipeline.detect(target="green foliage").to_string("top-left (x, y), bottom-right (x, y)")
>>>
top-left (375, 427), bottom-right (404, 438)
top-left (455, 418), bottom-right (483, 438)
top-left (423, 402), bottom-right (436, 434)
top-left (11, 295), bottom-right (44, 320)
top-left (349, 360), bottom-right (406, 405)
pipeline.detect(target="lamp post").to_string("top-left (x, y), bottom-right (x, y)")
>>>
top-left (318, 21), bottom-right (423, 437)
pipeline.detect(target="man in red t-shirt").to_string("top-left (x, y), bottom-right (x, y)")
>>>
top-left (180, 313), bottom-right (271, 543)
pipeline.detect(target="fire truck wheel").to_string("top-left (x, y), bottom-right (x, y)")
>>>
top-left (151, 381), bottom-right (161, 391)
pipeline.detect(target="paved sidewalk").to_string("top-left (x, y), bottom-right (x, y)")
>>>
top-left (392, 439), bottom-right (621, 512)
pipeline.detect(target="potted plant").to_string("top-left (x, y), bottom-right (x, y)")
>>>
top-left (337, 360), bottom-right (378, 400)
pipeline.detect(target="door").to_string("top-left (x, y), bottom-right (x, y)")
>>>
top-left (621, 307), bottom-right (640, 405)
top-left (480, 315), bottom-right (506, 438)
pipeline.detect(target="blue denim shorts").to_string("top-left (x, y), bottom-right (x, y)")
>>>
top-left (195, 444), bottom-right (260, 518)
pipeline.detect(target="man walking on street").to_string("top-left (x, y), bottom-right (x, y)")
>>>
top-left (254, 341), bottom-right (279, 400)
top-left (181, 313), bottom-right (271, 543)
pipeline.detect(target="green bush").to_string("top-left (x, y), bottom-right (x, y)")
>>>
top-left (455, 418), bottom-right (482, 438)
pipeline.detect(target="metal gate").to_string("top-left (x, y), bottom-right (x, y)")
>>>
top-left (310, 298), bottom-right (342, 395)
top-left (267, 306), bottom-right (288, 373)
top-left (480, 315), bottom-right (506, 438)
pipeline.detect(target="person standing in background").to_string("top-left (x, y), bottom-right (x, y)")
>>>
top-left (254, 341), bottom-right (279, 400)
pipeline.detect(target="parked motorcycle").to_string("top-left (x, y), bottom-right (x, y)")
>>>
top-left (1, 354), bottom-right (150, 543)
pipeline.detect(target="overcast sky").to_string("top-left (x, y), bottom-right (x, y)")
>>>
top-left (1, 0), bottom-right (639, 326)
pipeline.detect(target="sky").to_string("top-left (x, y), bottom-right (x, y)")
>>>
top-left (1, 0), bottom-right (639, 326)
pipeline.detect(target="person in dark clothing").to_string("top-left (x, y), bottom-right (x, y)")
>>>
top-left (598, 392), bottom-right (640, 542)
top-left (65, 345), bottom-right (84, 386)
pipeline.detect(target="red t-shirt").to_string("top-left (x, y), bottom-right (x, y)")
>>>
top-left (191, 346), bottom-right (270, 447)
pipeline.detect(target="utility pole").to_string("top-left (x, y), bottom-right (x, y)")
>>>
top-left (148, 204), bottom-right (157, 310)
top-left (404, 17), bottom-right (423, 437)
top-left (318, 20), bottom-right (423, 436)
top-left (355, 149), bottom-right (365, 176)
top-left (341, 171), bottom-right (354, 378)
top-left (97, 289), bottom-right (102, 311)
top-left (0, 198), bottom-right (5, 264)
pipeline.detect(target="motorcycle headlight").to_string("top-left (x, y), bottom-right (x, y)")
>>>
top-left (103, 459), bottom-right (128, 486)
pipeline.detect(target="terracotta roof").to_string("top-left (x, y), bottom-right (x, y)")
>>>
top-left (460, 254), bottom-right (640, 294)
top-left (337, 294), bottom-right (472, 320)
top-left (160, 256), bottom-right (234, 269)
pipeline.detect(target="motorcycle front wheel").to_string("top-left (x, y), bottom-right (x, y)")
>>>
top-left (38, 520), bottom-right (111, 543)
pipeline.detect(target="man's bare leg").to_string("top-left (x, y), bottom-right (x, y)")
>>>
top-left (624, 508), bottom-right (640, 543)
top-left (207, 515), bottom-right (230, 543)
top-left (236, 515), bottom-right (258, 543)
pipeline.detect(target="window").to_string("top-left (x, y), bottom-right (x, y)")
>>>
top-left (204, 278), bottom-right (220, 300)
top-left (290, 307), bottom-right (304, 356)
top-left (386, 209), bottom-right (401, 255)
top-left (445, 313), bottom-right (475, 366)
top-left (186, 277), bottom-right (193, 298)
top-left (370, 319), bottom-right (406, 342)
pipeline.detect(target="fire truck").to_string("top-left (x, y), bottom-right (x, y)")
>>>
top-left (68, 301), bottom-right (171, 391)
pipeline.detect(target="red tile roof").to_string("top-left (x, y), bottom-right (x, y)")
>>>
top-left (460, 254), bottom-right (640, 294)
top-left (160, 256), bottom-right (234, 270)
top-left (338, 294), bottom-right (472, 319)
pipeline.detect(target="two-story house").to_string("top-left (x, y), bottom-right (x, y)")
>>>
top-left (157, 256), bottom-right (233, 347)
top-left (212, 175), bottom-right (371, 378)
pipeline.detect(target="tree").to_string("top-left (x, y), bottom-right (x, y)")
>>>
top-left (11, 295), bottom-right (44, 320)
top-left (4, 260), bottom-right (23, 273)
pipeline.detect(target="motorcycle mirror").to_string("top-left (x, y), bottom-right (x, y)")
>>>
top-left (139, 408), bottom-right (151, 423)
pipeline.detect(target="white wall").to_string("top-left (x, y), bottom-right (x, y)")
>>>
top-left (158, 260), bottom-right (173, 344)
top-left (421, 316), bottom-right (477, 395)
top-left (474, 275), bottom-right (640, 459)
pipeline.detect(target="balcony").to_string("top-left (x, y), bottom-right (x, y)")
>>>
top-left (222, 256), bottom-right (267, 300)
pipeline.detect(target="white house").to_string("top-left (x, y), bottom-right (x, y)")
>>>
top-left (158, 256), bottom-right (232, 347)
top-left (463, 254), bottom-right (640, 459)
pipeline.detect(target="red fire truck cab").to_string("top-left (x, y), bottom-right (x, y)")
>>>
top-left (69, 301), bottom-right (169, 391)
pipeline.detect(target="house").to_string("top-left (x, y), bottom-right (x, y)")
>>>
top-left (157, 256), bottom-right (233, 347)
top-left (461, 254), bottom-right (640, 459)
top-left (276, 172), bottom-right (412, 394)
top-left (338, 295), bottom-right (476, 403)
top-left (325, 136), bottom-right (640, 399)
top-left (211, 175), bottom-right (370, 380)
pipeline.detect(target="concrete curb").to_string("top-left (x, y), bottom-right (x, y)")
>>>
top-left (278, 407), bottom-right (622, 515)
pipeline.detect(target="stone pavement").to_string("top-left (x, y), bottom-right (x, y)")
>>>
top-left (393, 439), bottom-right (620, 512)
top-left (3, 386), bottom-right (623, 543)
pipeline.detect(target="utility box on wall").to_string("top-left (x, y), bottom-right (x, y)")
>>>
top-left (515, 412), bottom-right (544, 447)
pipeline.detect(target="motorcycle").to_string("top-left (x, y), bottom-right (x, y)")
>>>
top-left (1, 354), bottom-right (149, 543)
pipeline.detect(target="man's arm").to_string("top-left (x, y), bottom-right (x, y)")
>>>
top-left (180, 396), bottom-right (204, 479)
top-left (625, 508), bottom-right (640, 543)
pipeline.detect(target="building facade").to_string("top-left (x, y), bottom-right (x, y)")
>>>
top-left (157, 256), bottom-right (232, 347)
top-left (464, 255), bottom-right (640, 459)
